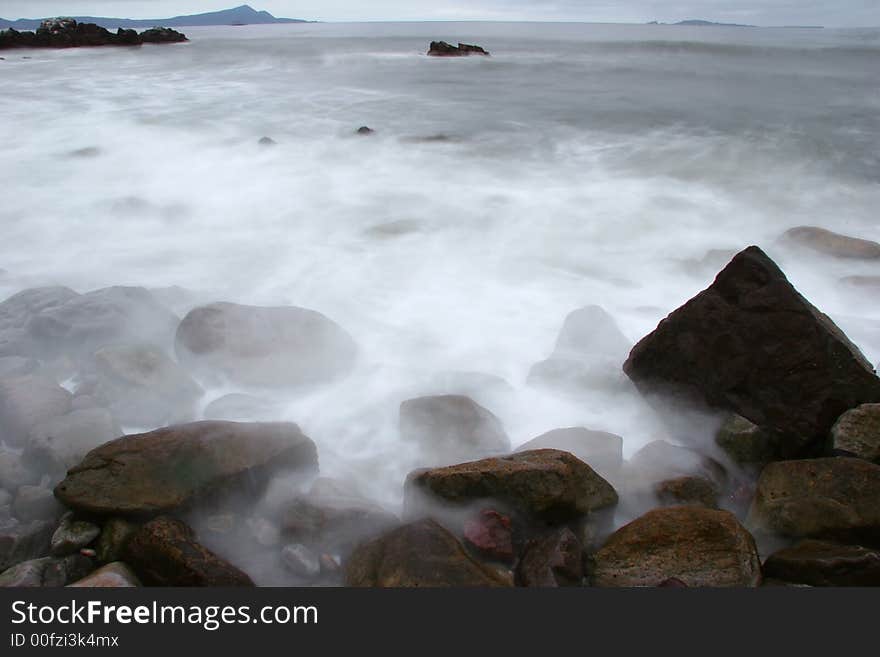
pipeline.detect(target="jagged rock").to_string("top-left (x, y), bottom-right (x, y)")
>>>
top-left (23, 408), bottom-right (121, 474)
top-left (406, 449), bottom-right (618, 524)
top-left (762, 539), bottom-right (880, 586)
top-left (515, 528), bottom-right (583, 587)
top-left (592, 507), bottom-right (761, 587)
top-left (0, 20), bottom-right (187, 50)
top-left (623, 246), bottom-right (880, 458)
top-left (463, 509), bottom-right (514, 563)
top-left (175, 302), bottom-right (357, 388)
top-left (831, 404), bottom-right (880, 463)
top-left (85, 343), bottom-right (203, 426)
top-left (654, 476), bottom-right (720, 509)
top-left (123, 516), bottom-right (253, 586)
top-left (781, 226), bottom-right (880, 259)
top-left (13, 485), bottom-right (62, 522)
top-left (747, 458), bottom-right (880, 545)
top-left (427, 41), bottom-right (490, 56)
top-left (94, 518), bottom-right (139, 564)
top-left (281, 543), bottom-right (321, 578)
top-left (715, 413), bottom-right (779, 469)
top-left (68, 561), bottom-right (141, 587)
top-left (54, 421), bottom-right (318, 516)
top-left (50, 513), bottom-right (100, 556)
top-left (345, 519), bottom-right (510, 587)
top-left (528, 306), bottom-right (632, 392)
top-left (0, 519), bottom-right (53, 571)
top-left (0, 554), bottom-right (92, 587)
top-left (516, 427), bottom-right (623, 480)
top-left (400, 394), bottom-right (510, 465)
top-left (0, 375), bottom-right (72, 446)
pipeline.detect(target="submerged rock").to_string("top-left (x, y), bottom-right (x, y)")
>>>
top-left (831, 404), bottom-right (880, 463)
top-left (54, 421), bottom-right (318, 516)
top-left (762, 539), bottom-right (880, 587)
top-left (175, 302), bottom-right (357, 388)
top-left (356, 126), bottom-right (375, 135)
top-left (427, 41), bottom-right (490, 57)
top-left (345, 519), bottom-right (510, 587)
top-left (406, 449), bottom-right (618, 523)
top-left (23, 407), bottom-right (121, 474)
top-left (592, 506), bottom-right (761, 587)
top-left (747, 458), bottom-right (880, 546)
top-left (623, 246), bottom-right (880, 458)
top-left (123, 516), bottom-right (253, 586)
top-left (400, 394), bottom-right (510, 465)
top-left (0, 375), bottom-right (72, 447)
top-left (781, 226), bottom-right (880, 259)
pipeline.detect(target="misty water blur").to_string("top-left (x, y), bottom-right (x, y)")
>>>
top-left (2, 21), bottom-right (880, 520)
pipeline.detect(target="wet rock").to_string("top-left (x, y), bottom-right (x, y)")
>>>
top-left (175, 302), bottom-right (357, 388)
top-left (747, 458), bottom-right (880, 546)
top-left (281, 543), bottom-right (321, 578)
top-left (50, 512), bottom-right (100, 556)
top-left (139, 27), bottom-right (188, 44)
top-left (0, 449), bottom-right (38, 490)
top-left (0, 20), bottom-right (187, 49)
top-left (762, 539), bottom-right (880, 586)
top-left (94, 517), bottom-right (139, 564)
top-left (23, 408), bottom-right (121, 475)
top-left (516, 427), bottom-right (623, 480)
top-left (406, 449), bottom-right (618, 524)
top-left (345, 519), bottom-right (510, 587)
top-left (463, 509), bottom-right (514, 563)
top-left (123, 516), bottom-right (253, 586)
top-left (87, 343), bottom-right (203, 426)
top-left (831, 404), bottom-right (880, 463)
top-left (515, 527), bottom-right (583, 587)
top-left (0, 554), bottom-right (92, 587)
top-left (400, 394), bottom-right (510, 465)
top-left (68, 561), bottom-right (141, 587)
top-left (427, 41), bottom-right (490, 56)
top-left (0, 519), bottom-right (53, 571)
top-left (356, 126), bottom-right (375, 135)
top-left (593, 506), bottom-right (761, 587)
top-left (0, 286), bottom-right (79, 356)
top-left (781, 226), bottom-right (880, 259)
top-left (13, 485), bottom-right (62, 522)
top-left (203, 393), bottom-right (281, 421)
top-left (279, 492), bottom-right (398, 553)
top-left (528, 306), bottom-right (632, 392)
top-left (715, 413), bottom-right (779, 469)
top-left (55, 421), bottom-right (318, 516)
top-left (654, 476), bottom-right (720, 509)
top-left (0, 375), bottom-right (72, 446)
top-left (623, 246), bottom-right (880, 459)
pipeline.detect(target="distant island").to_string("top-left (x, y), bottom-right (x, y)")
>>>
top-left (648, 19), bottom-right (823, 29)
top-left (0, 4), bottom-right (310, 31)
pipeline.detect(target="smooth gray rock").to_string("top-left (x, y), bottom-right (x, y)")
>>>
top-left (0, 554), bottom-right (92, 587)
top-left (24, 408), bottom-right (121, 474)
top-left (0, 375), bottom-right (72, 446)
top-left (50, 513), bottom-right (101, 556)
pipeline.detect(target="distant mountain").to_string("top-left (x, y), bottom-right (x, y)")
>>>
top-left (648, 19), bottom-right (823, 29)
top-left (0, 5), bottom-right (310, 31)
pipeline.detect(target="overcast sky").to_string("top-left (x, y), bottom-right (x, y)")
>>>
top-left (2, 1), bottom-right (878, 27)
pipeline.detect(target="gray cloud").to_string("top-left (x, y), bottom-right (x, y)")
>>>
top-left (1, 1), bottom-right (877, 27)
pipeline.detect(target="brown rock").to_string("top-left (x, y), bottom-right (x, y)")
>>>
top-left (406, 449), bottom-right (617, 524)
top-left (462, 509), bottom-right (514, 563)
top-left (68, 561), bottom-right (141, 587)
top-left (593, 506), bottom-right (761, 587)
top-left (515, 528), bottom-right (583, 587)
top-left (345, 519), bottom-right (509, 587)
top-left (54, 421), bottom-right (318, 516)
top-left (762, 539), bottom-right (880, 586)
top-left (123, 516), bottom-right (253, 586)
top-left (654, 476), bottom-right (720, 509)
top-left (831, 404), bottom-right (880, 463)
top-left (782, 226), bottom-right (880, 259)
top-left (747, 458), bottom-right (880, 546)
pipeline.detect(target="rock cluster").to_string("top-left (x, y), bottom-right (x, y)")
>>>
top-left (427, 41), bottom-right (490, 57)
top-left (0, 19), bottom-right (187, 50)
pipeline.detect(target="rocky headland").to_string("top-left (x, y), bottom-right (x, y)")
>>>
top-left (0, 18), bottom-right (187, 50)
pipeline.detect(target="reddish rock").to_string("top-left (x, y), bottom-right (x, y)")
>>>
top-left (463, 509), bottom-right (514, 563)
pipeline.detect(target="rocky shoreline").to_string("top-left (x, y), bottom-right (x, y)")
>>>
top-left (1, 229), bottom-right (880, 587)
top-left (0, 18), bottom-right (187, 50)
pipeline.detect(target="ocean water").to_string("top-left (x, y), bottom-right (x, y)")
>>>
top-left (2, 22), bottom-right (880, 512)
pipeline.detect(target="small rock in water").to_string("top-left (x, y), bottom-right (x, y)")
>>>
top-left (463, 509), bottom-right (514, 563)
top-left (427, 41), bottom-right (490, 56)
top-left (356, 126), bottom-right (375, 135)
top-left (281, 543), bottom-right (321, 578)
top-left (68, 147), bottom-right (101, 158)
top-left (258, 136), bottom-right (276, 146)
top-left (50, 512), bottom-right (101, 556)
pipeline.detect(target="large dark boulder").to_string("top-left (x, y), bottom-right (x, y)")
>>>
top-left (406, 449), bottom-right (617, 524)
top-left (123, 516), bottom-right (252, 586)
top-left (747, 458), bottom-right (880, 546)
top-left (54, 421), bottom-right (318, 516)
top-left (592, 506), bottom-right (761, 587)
top-left (623, 246), bottom-right (880, 458)
top-left (139, 27), bottom-right (188, 44)
top-left (400, 394), bottom-right (510, 465)
top-left (762, 539), bottom-right (880, 586)
top-left (345, 519), bottom-right (510, 587)
top-left (175, 302), bottom-right (357, 388)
